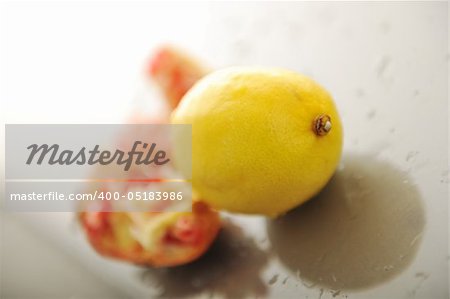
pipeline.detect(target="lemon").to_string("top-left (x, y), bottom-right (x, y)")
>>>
top-left (172, 67), bottom-right (343, 217)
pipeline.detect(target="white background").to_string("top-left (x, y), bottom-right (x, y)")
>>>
top-left (1, 1), bottom-right (448, 299)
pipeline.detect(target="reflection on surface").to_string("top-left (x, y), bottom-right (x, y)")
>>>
top-left (140, 220), bottom-right (270, 298)
top-left (267, 154), bottom-right (425, 291)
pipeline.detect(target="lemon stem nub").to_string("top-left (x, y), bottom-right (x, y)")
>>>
top-left (314, 114), bottom-right (332, 136)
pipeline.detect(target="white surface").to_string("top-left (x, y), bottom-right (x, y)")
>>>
top-left (1, 2), bottom-right (448, 299)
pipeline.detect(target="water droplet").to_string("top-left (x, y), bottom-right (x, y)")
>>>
top-left (355, 88), bottom-right (365, 97)
top-left (406, 151), bottom-right (419, 162)
top-left (367, 109), bottom-right (376, 120)
top-left (375, 55), bottom-right (391, 77)
top-left (383, 265), bottom-right (394, 271)
top-left (268, 274), bottom-right (279, 285)
top-left (332, 289), bottom-right (342, 297)
top-left (415, 272), bottom-right (429, 279)
top-left (191, 277), bottom-right (206, 288)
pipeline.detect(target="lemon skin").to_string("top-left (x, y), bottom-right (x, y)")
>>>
top-left (172, 67), bottom-right (343, 217)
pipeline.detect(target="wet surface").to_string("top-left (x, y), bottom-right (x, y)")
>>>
top-left (139, 154), bottom-right (426, 297)
top-left (140, 220), bottom-right (270, 298)
top-left (2, 2), bottom-right (446, 298)
top-left (267, 154), bottom-right (425, 291)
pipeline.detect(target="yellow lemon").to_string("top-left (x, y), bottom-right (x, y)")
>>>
top-left (171, 67), bottom-right (343, 217)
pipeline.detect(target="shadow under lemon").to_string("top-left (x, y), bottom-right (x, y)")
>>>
top-left (140, 220), bottom-right (270, 298)
top-left (267, 154), bottom-right (426, 291)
